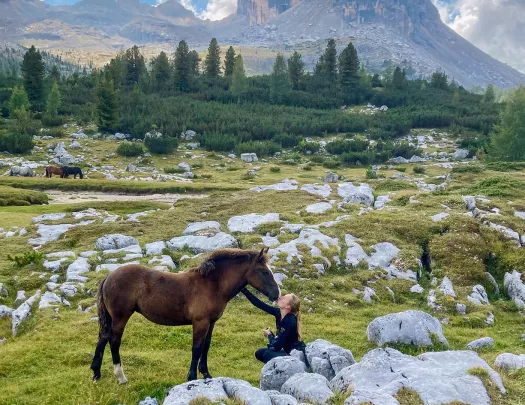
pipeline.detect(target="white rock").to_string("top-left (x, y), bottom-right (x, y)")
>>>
top-left (69, 141), bottom-right (81, 149)
top-left (0, 283), bottom-right (7, 297)
top-left (367, 310), bottom-right (448, 347)
top-left (363, 287), bottom-right (376, 303)
top-left (46, 251), bottom-right (75, 259)
top-left (80, 251), bottom-right (98, 258)
top-left (182, 221), bottom-right (221, 235)
top-left (59, 283), bottom-right (81, 297)
top-left (138, 397), bottom-right (158, 405)
top-left (332, 348), bottom-right (505, 405)
top-left (250, 179), bottom-right (298, 192)
top-left (269, 228), bottom-right (339, 265)
top-left (374, 195), bottom-right (391, 210)
top-left (301, 184), bottom-right (332, 198)
top-left (15, 290), bottom-right (26, 304)
top-left (504, 270), bottom-right (525, 302)
top-left (43, 258), bottom-right (68, 272)
top-left (323, 171), bottom-right (339, 183)
top-left (29, 220), bottom-right (94, 245)
top-left (281, 373), bottom-right (333, 404)
top-left (338, 183), bottom-right (374, 207)
top-left (148, 255), bottom-right (176, 270)
top-left (228, 213), bottom-right (280, 233)
top-left (163, 379), bottom-right (228, 405)
top-left (438, 277), bottom-right (456, 298)
top-left (432, 212), bottom-right (449, 222)
top-left (145, 241), bottom-right (166, 256)
top-left (12, 290), bottom-right (41, 336)
top-left (39, 291), bottom-right (70, 309)
top-left (368, 243), bottom-right (399, 270)
top-left (494, 353), bottom-right (525, 370)
top-left (468, 285), bottom-right (489, 305)
top-left (453, 149), bottom-right (470, 160)
top-left (95, 234), bottom-right (139, 251)
top-left (488, 222), bottom-right (521, 244)
top-left (457, 303), bottom-right (467, 314)
top-left (103, 245), bottom-right (143, 256)
top-left (463, 196), bottom-right (477, 211)
top-left (241, 153), bottom-right (258, 163)
top-left (224, 378), bottom-right (272, 405)
top-left (485, 312), bottom-right (495, 326)
top-left (167, 232), bottom-right (238, 253)
top-left (410, 284), bottom-right (424, 294)
top-left (260, 357), bottom-right (307, 391)
top-left (344, 235), bottom-right (368, 267)
top-left (305, 339), bottom-right (355, 377)
top-left (267, 391), bottom-right (298, 405)
top-left (0, 305), bottom-right (13, 318)
top-left (515, 211), bottom-right (525, 220)
top-left (467, 337), bottom-right (494, 350)
top-left (66, 258), bottom-right (91, 282)
top-left (262, 234), bottom-right (280, 247)
top-left (392, 156), bottom-right (409, 164)
top-left (178, 162), bottom-right (191, 172)
top-left (305, 202), bottom-right (332, 214)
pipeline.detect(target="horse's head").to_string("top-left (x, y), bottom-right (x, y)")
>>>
top-left (246, 247), bottom-right (280, 302)
top-left (79, 169), bottom-right (84, 179)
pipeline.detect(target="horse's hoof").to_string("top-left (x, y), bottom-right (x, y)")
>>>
top-left (202, 373), bottom-right (213, 380)
top-left (187, 374), bottom-right (198, 382)
top-left (118, 377), bottom-right (128, 385)
top-left (92, 374), bottom-right (101, 382)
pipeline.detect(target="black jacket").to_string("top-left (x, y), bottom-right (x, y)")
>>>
top-left (242, 288), bottom-right (300, 354)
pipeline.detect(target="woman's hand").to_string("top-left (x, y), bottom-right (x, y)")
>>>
top-left (263, 328), bottom-right (273, 337)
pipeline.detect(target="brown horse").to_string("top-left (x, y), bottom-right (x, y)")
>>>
top-left (45, 166), bottom-right (64, 178)
top-left (90, 247), bottom-right (279, 384)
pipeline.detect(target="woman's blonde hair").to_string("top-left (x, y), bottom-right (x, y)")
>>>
top-left (289, 294), bottom-right (302, 341)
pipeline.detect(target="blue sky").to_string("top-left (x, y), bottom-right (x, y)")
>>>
top-left (43, 0), bottom-right (209, 14)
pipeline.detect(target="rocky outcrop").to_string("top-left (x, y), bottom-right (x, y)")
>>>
top-left (237, 0), bottom-right (302, 25)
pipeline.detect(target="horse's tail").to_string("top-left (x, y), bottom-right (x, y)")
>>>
top-left (97, 278), bottom-right (113, 341)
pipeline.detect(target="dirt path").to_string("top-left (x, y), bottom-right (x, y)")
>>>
top-left (46, 190), bottom-right (208, 204)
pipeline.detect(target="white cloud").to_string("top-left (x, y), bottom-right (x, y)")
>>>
top-left (432, 0), bottom-right (525, 73)
top-left (198, 0), bottom-right (237, 21)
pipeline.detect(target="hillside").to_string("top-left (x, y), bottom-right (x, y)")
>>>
top-left (0, 0), bottom-right (524, 88)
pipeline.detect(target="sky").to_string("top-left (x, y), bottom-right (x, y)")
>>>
top-left (42, 0), bottom-right (525, 73)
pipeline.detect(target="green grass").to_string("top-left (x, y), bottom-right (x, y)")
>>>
top-left (0, 186), bottom-right (48, 206)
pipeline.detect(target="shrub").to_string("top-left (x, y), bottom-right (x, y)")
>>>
top-left (164, 167), bottom-right (185, 174)
top-left (387, 141), bottom-right (420, 158)
top-left (296, 140), bottom-right (321, 154)
top-left (45, 127), bottom-right (66, 138)
top-left (200, 132), bottom-right (236, 152)
top-left (326, 139), bottom-right (369, 155)
top-left (0, 132), bottom-right (34, 154)
top-left (144, 131), bottom-right (178, 154)
top-left (413, 166), bottom-right (426, 174)
top-left (274, 133), bottom-right (301, 148)
top-left (341, 151), bottom-right (370, 166)
top-left (485, 162), bottom-right (525, 172)
top-left (117, 142), bottom-right (143, 157)
top-left (302, 164), bottom-right (313, 171)
top-left (270, 166), bottom-right (281, 173)
top-left (0, 186), bottom-right (48, 206)
top-left (451, 165), bottom-right (485, 173)
top-left (322, 159), bottom-right (341, 169)
top-left (235, 141), bottom-right (281, 157)
top-left (41, 114), bottom-right (65, 127)
top-left (467, 177), bottom-right (525, 197)
top-left (366, 167), bottom-right (378, 179)
top-left (7, 251), bottom-right (44, 268)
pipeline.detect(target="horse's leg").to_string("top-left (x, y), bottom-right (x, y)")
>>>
top-left (91, 336), bottom-right (109, 381)
top-left (198, 321), bottom-right (215, 379)
top-left (187, 320), bottom-right (210, 381)
top-left (109, 313), bottom-right (132, 384)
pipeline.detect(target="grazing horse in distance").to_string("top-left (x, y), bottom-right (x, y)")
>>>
top-left (61, 166), bottom-right (83, 179)
top-left (91, 247), bottom-right (279, 384)
top-left (45, 166), bottom-right (64, 178)
top-left (9, 166), bottom-right (34, 177)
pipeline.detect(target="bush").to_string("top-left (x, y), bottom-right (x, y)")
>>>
top-left (451, 165), bottom-right (485, 173)
top-left (0, 132), bottom-right (34, 154)
top-left (0, 186), bottom-right (48, 206)
top-left (200, 132), bottom-right (236, 152)
top-left (413, 166), bottom-right (426, 174)
top-left (235, 141), bottom-right (281, 157)
top-left (164, 167), bottom-right (185, 174)
top-left (274, 133), bottom-right (301, 148)
top-left (296, 140), bottom-right (321, 155)
top-left (322, 159), bottom-right (341, 169)
top-left (326, 139), bottom-right (369, 155)
top-left (41, 114), bottom-right (65, 127)
top-left (485, 162), bottom-right (525, 172)
top-left (144, 131), bottom-right (178, 154)
top-left (117, 142), bottom-right (143, 157)
top-left (366, 167), bottom-right (378, 179)
top-left (45, 127), bottom-right (66, 138)
top-left (270, 166), bottom-right (281, 173)
top-left (387, 141), bottom-right (420, 158)
top-left (7, 251), bottom-right (44, 268)
top-left (341, 151), bottom-right (370, 166)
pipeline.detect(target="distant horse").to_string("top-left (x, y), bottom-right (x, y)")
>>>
top-left (91, 247), bottom-right (279, 384)
top-left (61, 166), bottom-right (83, 179)
top-left (45, 166), bottom-right (64, 178)
top-left (9, 166), bottom-right (34, 177)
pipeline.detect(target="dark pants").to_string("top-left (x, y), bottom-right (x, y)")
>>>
top-left (255, 348), bottom-right (289, 363)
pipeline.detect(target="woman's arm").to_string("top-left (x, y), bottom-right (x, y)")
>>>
top-left (241, 288), bottom-right (280, 317)
top-left (269, 315), bottom-right (296, 352)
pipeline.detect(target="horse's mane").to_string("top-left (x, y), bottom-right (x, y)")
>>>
top-left (191, 249), bottom-right (268, 277)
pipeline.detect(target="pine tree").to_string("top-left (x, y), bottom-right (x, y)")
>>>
top-left (452, 89), bottom-right (461, 105)
top-left (338, 42), bottom-right (360, 97)
top-left (430, 71), bottom-right (448, 90)
top-left (9, 86), bottom-right (30, 117)
top-left (371, 73), bottom-right (382, 88)
top-left (270, 53), bottom-right (290, 104)
top-left (173, 40), bottom-right (190, 92)
top-left (490, 85), bottom-right (525, 161)
top-left (96, 79), bottom-right (119, 133)
top-left (21, 45), bottom-right (45, 108)
top-left (383, 61), bottom-right (394, 85)
top-left (48, 65), bottom-right (61, 83)
top-left (204, 38), bottom-right (221, 79)
top-left (188, 51), bottom-right (201, 76)
top-left (105, 54), bottom-right (124, 88)
top-left (151, 51), bottom-right (171, 91)
top-left (315, 39), bottom-right (337, 84)
top-left (224, 46), bottom-right (236, 77)
top-left (484, 84), bottom-right (496, 103)
top-left (231, 55), bottom-right (247, 103)
top-left (392, 67), bottom-right (406, 89)
top-left (287, 51), bottom-right (304, 90)
top-left (123, 45), bottom-right (146, 87)
top-left (46, 81), bottom-right (61, 117)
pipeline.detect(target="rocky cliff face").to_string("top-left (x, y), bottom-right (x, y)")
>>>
top-left (237, 0), bottom-right (302, 25)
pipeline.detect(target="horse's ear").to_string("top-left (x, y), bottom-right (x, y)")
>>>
top-left (264, 247), bottom-right (270, 254)
top-left (256, 248), bottom-right (265, 263)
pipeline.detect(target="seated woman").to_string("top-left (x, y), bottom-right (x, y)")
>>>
top-left (241, 287), bottom-right (305, 364)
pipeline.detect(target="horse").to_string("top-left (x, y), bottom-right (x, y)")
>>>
top-left (61, 166), bottom-right (83, 179)
top-left (45, 166), bottom-right (64, 178)
top-left (9, 166), bottom-right (34, 177)
top-left (90, 247), bottom-right (279, 384)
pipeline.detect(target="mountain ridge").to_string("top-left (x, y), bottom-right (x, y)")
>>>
top-left (0, 0), bottom-right (523, 89)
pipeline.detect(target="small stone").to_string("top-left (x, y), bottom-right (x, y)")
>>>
top-left (467, 337), bottom-right (494, 350)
